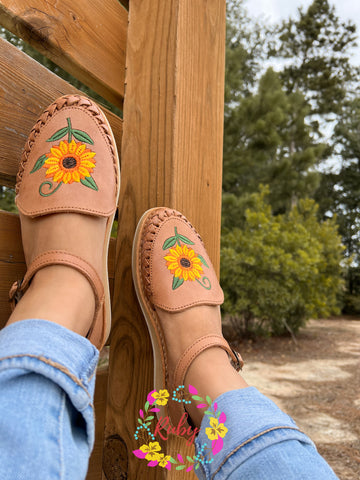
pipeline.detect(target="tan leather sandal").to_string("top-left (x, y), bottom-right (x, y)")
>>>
top-left (132, 207), bottom-right (243, 430)
top-left (9, 94), bottom-right (120, 350)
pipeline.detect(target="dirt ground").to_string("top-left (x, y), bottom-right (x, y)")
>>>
top-left (224, 317), bottom-right (360, 480)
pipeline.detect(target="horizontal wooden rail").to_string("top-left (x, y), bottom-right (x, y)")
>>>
top-left (0, 37), bottom-right (123, 187)
top-left (0, 211), bottom-right (116, 330)
top-left (0, 0), bottom-right (127, 107)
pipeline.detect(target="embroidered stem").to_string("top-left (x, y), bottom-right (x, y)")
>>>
top-left (67, 117), bottom-right (72, 142)
top-left (39, 181), bottom-right (62, 197)
top-left (196, 277), bottom-right (211, 290)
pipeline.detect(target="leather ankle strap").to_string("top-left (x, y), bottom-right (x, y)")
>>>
top-left (9, 250), bottom-right (104, 329)
top-left (173, 334), bottom-right (244, 389)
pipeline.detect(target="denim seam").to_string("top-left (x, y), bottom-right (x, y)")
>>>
top-left (0, 354), bottom-right (94, 409)
top-left (58, 392), bottom-right (66, 480)
top-left (212, 426), bottom-right (301, 479)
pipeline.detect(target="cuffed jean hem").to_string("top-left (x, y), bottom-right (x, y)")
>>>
top-left (195, 387), bottom-right (338, 480)
top-left (0, 319), bottom-right (99, 480)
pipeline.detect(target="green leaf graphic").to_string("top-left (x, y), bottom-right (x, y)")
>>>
top-left (176, 465), bottom-right (186, 471)
top-left (46, 127), bottom-right (69, 142)
top-left (137, 418), bottom-right (143, 425)
top-left (30, 154), bottom-right (47, 173)
top-left (206, 395), bottom-right (212, 406)
top-left (178, 234), bottom-right (194, 245)
top-left (145, 416), bottom-right (154, 421)
top-left (162, 236), bottom-right (177, 250)
top-left (169, 457), bottom-right (177, 464)
top-left (204, 410), bottom-right (212, 416)
top-left (80, 176), bottom-right (98, 191)
top-left (172, 276), bottom-right (184, 290)
top-left (72, 129), bottom-right (94, 144)
top-left (192, 395), bottom-right (202, 401)
top-left (187, 456), bottom-right (194, 463)
top-left (145, 401), bottom-right (150, 411)
top-left (198, 254), bottom-right (209, 268)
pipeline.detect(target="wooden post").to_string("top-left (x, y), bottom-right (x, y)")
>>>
top-left (104, 0), bottom-right (226, 477)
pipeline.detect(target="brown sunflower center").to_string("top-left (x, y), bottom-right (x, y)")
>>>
top-left (62, 156), bottom-right (77, 169)
top-left (180, 257), bottom-right (191, 268)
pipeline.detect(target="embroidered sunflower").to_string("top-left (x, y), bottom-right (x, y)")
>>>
top-left (205, 417), bottom-right (228, 441)
top-left (152, 389), bottom-right (170, 406)
top-left (43, 140), bottom-right (96, 185)
top-left (164, 244), bottom-right (203, 282)
top-left (139, 441), bottom-right (161, 461)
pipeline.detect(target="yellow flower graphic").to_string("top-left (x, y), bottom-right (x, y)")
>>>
top-left (164, 244), bottom-right (203, 281)
top-left (43, 140), bottom-right (96, 184)
top-left (205, 417), bottom-right (228, 441)
top-left (139, 441), bottom-right (161, 461)
top-left (152, 389), bottom-right (170, 406)
top-left (157, 453), bottom-right (171, 468)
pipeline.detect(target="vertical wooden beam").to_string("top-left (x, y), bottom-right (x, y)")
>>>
top-left (105, 0), bottom-right (226, 478)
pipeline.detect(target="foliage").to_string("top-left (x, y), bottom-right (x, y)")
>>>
top-left (221, 189), bottom-right (344, 337)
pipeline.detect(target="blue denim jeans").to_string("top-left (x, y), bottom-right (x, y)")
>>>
top-left (0, 320), bottom-right (338, 479)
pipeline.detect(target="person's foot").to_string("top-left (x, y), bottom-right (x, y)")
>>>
top-left (7, 95), bottom-right (120, 349)
top-left (133, 208), bottom-right (246, 429)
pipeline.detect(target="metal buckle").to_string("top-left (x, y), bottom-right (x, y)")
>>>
top-left (230, 348), bottom-right (243, 371)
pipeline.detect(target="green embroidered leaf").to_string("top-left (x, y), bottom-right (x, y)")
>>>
top-left (176, 465), bottom-right (186, 471)
top-left (137, 418), bottom-right (143, 425)
top-left (162, 236), bottom-right (177, 250)
top-left (80, 176), bottom-right (98, 191)
top-left (30, 154), bottom-right (47, 173)
top-left (198, 254), bottom-right (209, 268)
top-left (187, 456), bottom-right (194, 463)
top-left (206, 395), bottom-right (212, 406)
top-left (144, 401), bottom-right (150, 411)
top-left (192, 395), bottom-right (203, 401)
top-left (145, 416), bottom-right (154, 422)
top-left (195, 463), bottom-right (200, 470)
top-left (172, 276), bottom-right (184, 290)
top-left (72, 129), bottom-right (94, 144)
top-left (46, 127), bottom-right (69, 142)
top-left (204, 410), bottom-right (212, 416)
top-left (169, 457), bottom-right (177, 464)
top-left (177, 234), bottom-right (194, 245)
top-left (145, 422), bottom-right (151, 426)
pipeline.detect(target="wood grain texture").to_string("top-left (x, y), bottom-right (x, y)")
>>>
top-left (0, 36), bottom-right (123, 187)
top-left (0, 0), bottom-right (127, 107)
top-left (105, 0), bottom-right (226, 478)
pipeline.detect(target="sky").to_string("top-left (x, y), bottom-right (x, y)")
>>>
top-left (245, 0), bottom-right (360, 65)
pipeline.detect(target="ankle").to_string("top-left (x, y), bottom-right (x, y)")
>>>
top-left (7, 265), bottom-right (95, 336)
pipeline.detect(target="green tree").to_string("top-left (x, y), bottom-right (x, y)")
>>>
top-left (223, 68), bottom-right (325, 215)
top-left (221, 189), bottom-right (344, 337)
top-left (270, 0), bottom-right (358, 117)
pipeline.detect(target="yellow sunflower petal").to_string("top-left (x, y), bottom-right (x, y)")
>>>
top-left (68, 140), bottom-right (77, 153)
top-left (53, 170), bottom-right (64, 182)
top-left (80, 160), bottom-right (96, 169)
top-left (63, 172), bottom-right (72, 184)
top-left (50, 146), bottom-right (62, 158)
top-left (72, 170), bottom-right (81, 182)
top-left (175, 268), bottom-right (182, 278)
top-left (59, 141), bottom-right (69, 155)
top-left (194, 270), bottom-right (201, 278)
top-left (76, 143), bottom-right (86, 155)
top-left (176, 245), bottom-right (182, 254)
top-left (192, 257), bottom-right (202, 264)
top-left (188, 249), bottom-right (195, 258)
top-left (169, 248), bottom-right (179, 258)
top-left (183, 245), bottom-right (188, 254)
top-left (183, 271), bottom-right (188, 281)
top-left (164, 255), bottom-right (177, 262)
top-left (78, 167), bottom-right (91, 177)
top-left (80, 151), bottom-right (96, 160)
top-left (44, 157), bottom-right (60, 166)
top-left (45, 165), bottom-right (60, 175)
top-left (167, 262), bottom-right (179, 270)
top-left (189, 271), bottom-right (195, 281)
